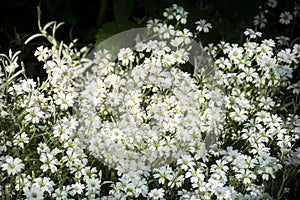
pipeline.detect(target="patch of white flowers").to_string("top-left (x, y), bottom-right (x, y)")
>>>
top-left (76, 25), bottom-right (224, 178)
top-left (0, 3), bottom-right (299, 200)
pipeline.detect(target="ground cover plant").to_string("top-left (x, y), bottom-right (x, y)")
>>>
top-left (0, 0), bottom-right (300, 199)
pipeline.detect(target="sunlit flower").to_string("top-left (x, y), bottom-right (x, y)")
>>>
top-left (25, 107), bottom-right (44, 124)
top-left (149, 188), bottom-right (165, 199)
top-left (40, 153), bottom-right (58, 173)
top-left (52, 186), bottom-right (69, 200)
top-left (13, 132), bottom-right (29, 149)
top-left (118, 48), bottom-right (135, 66)
top-left (54, 91), bottom-right (74, 110)
top-left (159, 24), bottom-right (175, 39)
top-left (25, 186), bottom-right (44, 200)
top-left (34, 46), bottom-right (50, 62)
top-left (2, 156), bottom-right (24, 175)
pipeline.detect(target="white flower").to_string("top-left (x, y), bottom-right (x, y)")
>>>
top-left (32, 177), bottom-right (55, 193)
top-left (15, 173), bottom-right (31, 192)
top-left (294, 4), bottom-right (300, 17)
top-left (176, 10), bottom-right (188, 24)
top-left (43, 60), bottom-right (56, 72)
top-left (34, 46), bottom-right (50, 62)
top-left (287, 83), bottom-right (300, 94)
top-left (99, 60), bottom-right (115, 75)
top-left (177, 154), bottom-right (195, 171)
top-left (131, 65), bottom-right (147, 82)
top-left (228, 46), bottom-right (244, 64)
top-left (153, 166), bottom-right (174, 184)
top-left (21, 79), bottom-right (37, 92)
top-left (61, 147), bottom-right (80, 167)
top-left (40, 153), bottom-right (58, 173)
top-left (258, 96), bottom-right (275, 110)
top-left (149, 188), bottom-right (165, 199)
top-left (52, 186), bottom-right (69, 200)
top-left (25, 107), bottom-right (44, 124)
top-left (2, 156), bottom-right (24, 175)
top-left (267, 0), bottom-right (278, 8)
top-left (235, 169), bottom-right (256, 185)
top-left (159, 24), bottom-right (175, 39)
top-left (86, 177), bottom-right (101, 192)
top-left (13, 132), bottom-right (29, 149)
top-left (147, 19), bottom-right (162, 33)
top-left (25, 186), bottom-right (44, 200)
top-left (244, 29), bottom-right (262, 39)
top-left (276, 36), bottom-right (290, 47)
top-left (195, 19), bottom-right (212, 33)
top-left (238, 67), bottom-right (259, 82)
top-left (185, 167), bottom-right (205, 184)
top-left (94, 49), bottom-right (112, 63)
top-left (37, 142), bottom-right (50, 154)
top-left (176, 28), bottom-right (193, 44)
top-left (253, 13), bottom-right (267, 29)
top-left (53, 123), bottom-right (72, 141)
top-left (54, 92), bottom-right (74, 110)
top-left (5, 61), bottom-right (18, 73)
top-left (279, 11), bottom-right (293, 25)
top-left (69, 182), bottom-right (85, 196)
top-left (163, 7), bottom-right (175, 20)
top-left (171, 37), bottom-right (184, 47)
top-left (118, 48), bottom-right (135, 66)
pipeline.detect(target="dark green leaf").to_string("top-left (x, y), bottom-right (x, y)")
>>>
top-left (95, 20), bottom-right (141, 45)
top-left (113, 0), bottom-right (135, 23)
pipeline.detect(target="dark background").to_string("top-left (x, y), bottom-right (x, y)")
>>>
top-left (1, 0), bottom-right (298, 79)
top-left (2, 0), bottom-right (298, 51)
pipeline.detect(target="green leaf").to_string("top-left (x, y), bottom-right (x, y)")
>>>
top-left (113, 0), bottom-right (135, 23)
top-left (95, 20), bottom-right (140, 45)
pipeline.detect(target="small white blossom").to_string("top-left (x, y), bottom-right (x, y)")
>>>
top-left (25, 107), bottom-right (44, 124)
top-left (13, 132), bottom-right (29, 149)
top-left (149, 188), bottom-right (165, 199)
top-left (2, 156), bottom-right (24, 175)
top-left (267, 0), bottom-right (278, 8)
top-left (253, 13), bottom-right (267, 28)
top-left (195, 19), bottom-right (212, 33)
top-left (118, 48), bottom-right (135, 66)
top-left (34, 46), bottom-right (50, 62)
top-left (279, 11), bottom-right (293, 24)
top-left (25, 186), bottom-right (44, 200)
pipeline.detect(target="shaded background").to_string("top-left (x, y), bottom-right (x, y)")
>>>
top-left (2, 0), bottom-right (298, 78)
top-left (2, 0), bottom-right (298, 50)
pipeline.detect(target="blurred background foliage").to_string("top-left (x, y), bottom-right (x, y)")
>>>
top-left (0, 0), bottom-right (299, 76)
top-left (1, 0), bottom-right (299, 48)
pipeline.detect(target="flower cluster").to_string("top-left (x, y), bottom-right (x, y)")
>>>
top-left (77, 29), bottom-right (223, 167)
top-left (0, 20), bottom-right (106, 199)
top-left (0, 3), bottom-right (299, 200)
